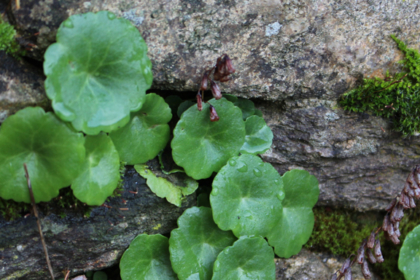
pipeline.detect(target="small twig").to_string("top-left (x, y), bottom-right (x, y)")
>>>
top-left (23, 163), bottom-right (54, 280)
top-left (15, 0), bottom-right (20, 10)
top-left (64, 270), bottom-right (71, 280)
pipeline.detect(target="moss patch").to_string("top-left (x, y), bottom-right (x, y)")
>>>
top-left (340, 36), bottom-right (420, 136)
top-left (0, 16), bottom-right (23, 57)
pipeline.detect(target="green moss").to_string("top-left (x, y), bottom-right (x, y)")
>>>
top-left (305, 207), bottom-right (376, 256)
top-left (340, 35), bottom-right (420, 135)
top-left (0, 16), bottom-right (23, 57)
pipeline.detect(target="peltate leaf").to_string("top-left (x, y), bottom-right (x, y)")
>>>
top-left (171, 98), bottom-right (245, 180)
top-left (234, 98), bottom-right (255, 120)
top-left (109, 93), bottom-right (171, 164)
top-left (120, 234), bottom-right (177, 280)
top-left (212, 236), bottom-right (275, 280)
top-left (0, 107), bottom-right (85, 203)
top-left (44, 11), bottom-right (153, 135)
top-left (134, 163), bottom-right (198, 207)
top-left (399, 224), bottom-right (420, 280)
top-left (240, 115), bottom-right (273, 155)
top-left (210, 154), bottom-right (284, 237)
top-left (169, 207), bottom-right (236, 280)
top-left (177, 100), bottom-right (195, 117)
top-left (267, 169), bottom-right (319, 258)
top-left (93, 271), bottom-right (108, 280)
top-left (71, 134), bottom-right (120, 205)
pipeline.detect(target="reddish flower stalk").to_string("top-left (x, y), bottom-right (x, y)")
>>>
top-left (196, 54), bottom-right (235, 121)
top-left (331, 165), bottom-right (420, 280)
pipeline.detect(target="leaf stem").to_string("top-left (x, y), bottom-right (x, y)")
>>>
top-left (23, 163), bottom-right (55, 280)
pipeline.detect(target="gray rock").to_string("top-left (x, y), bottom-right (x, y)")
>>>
top-left (0, 51), bottom-right (48, 122)
top-left (0, 167), bottom-right (196, 280)
top-left (275, 249), bottom-right (380, 280)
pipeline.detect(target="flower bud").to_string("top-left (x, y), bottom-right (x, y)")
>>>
top-left (382, 214), bottom-right (391, 232)
top-left (385, 198), bottom-right (397, 212)
top-left (399, 192), bottom-right (410, 209)
top-left (413, 187), bottom-right (420, 199)
top-left (390, 203), bottom-right (404, 223)
top-left (196, 91), bottom-right (203, 111)
top-left (394, 221), bottom-right (401, 237)
top-left (367, 249), bottom-right (376, 264)
top-left (389, 233), bottom-right (400, 245)
top-left (407, 172), bottom-right (418, 189)
top-left (210, 80), bottom-right (222, 100)
top-left (200, 69), bottom-right (211, 91)
top-left (209, 105), bottom-right (219, 122)
top-left (344, 268), bottom-right (352, 280)
top-left (223, 54), bottom-right (235, 75)
top-left (339, 258), bottom-right (351, 274)
top-left (409, 196), bottom-right (416, 208)
top-left (357, 239), bottom-right (367, 264)
top-left (374, 239), bottom-right (384, 262)
top-left (361, 259), bottom-right (372, 279)
top-left (367, 231), bottom-right (376, 249)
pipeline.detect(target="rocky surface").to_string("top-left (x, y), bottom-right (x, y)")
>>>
top-left (0, 51), bottom-right (48, 122)
top-left (275, 248), bottom-right (380, 280)
top-left (0, 167), bottom-right (195, 280)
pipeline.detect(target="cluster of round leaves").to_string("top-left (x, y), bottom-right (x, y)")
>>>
top-left (0, 12), bottom-right (175, 205)
top-left (120, 162), bottom-right (319, 280)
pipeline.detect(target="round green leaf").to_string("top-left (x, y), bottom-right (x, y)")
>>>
top-left (171, 98), bottom-right (245, 180)
top-left (44, 11), bottom-right (153, 135)
top-left (399, 224), bottom-right (420, 280)
top-left (120, 234), bottom-right (177, 280)
top-left (109, 93), bottom-right (171, 164)
top-left (234, 98), bottom-right (255, 120)
top-left (223, 94), bottom-right (238, 102)
top-left (210, 154), bottom-right (284, 237)
top-left (267, 169), bottom-right (319, 258)
top-left (0, 107), bottom-right (85, 203)
top-left (134, 164), bottom-right (198, 207)
top-left (212, 236), bottom-right (275, 280)
top-left (177, 100), bottom-right (195, 117)
top-left (93, 271), bottom-right (108, 280)
top-left (240, 115), bottom-right (273, 155)
top-left (169, 207), bottom-right (236, 280)
top-left (71, 134), bottom-right (120, 205)
top-left (254, 109), bottom-right (263, 117)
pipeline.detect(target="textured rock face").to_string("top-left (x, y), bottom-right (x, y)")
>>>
top-left (6, 0), bottom-right (420, 211)
top-left (0, 167), bottom-right (195, 280)
top-left (275, 249), bottom-right (380, 280)
top-left (0, 51), bottom-right (48, 122)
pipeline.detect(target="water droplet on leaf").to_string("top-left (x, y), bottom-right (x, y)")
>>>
top-left (212, 188), bottom-right (218, 196)
top-left (229, 159), bottom-right (237, 166)
top-left (214, 260), bottom-right (220, 271)
top-left (253, 168), bottom-right (262, 177)
top-left (277, 191), bottom-right (285, 200)
top-left (64, 20), bottom-right (73, 28)
top-left (107, 12), bottom-right (116, 20)
top-left (237, 162), bottom-right (248, 172)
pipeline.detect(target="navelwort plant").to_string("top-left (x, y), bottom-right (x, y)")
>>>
top-left (0, 11), bottom-right (320, 279)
